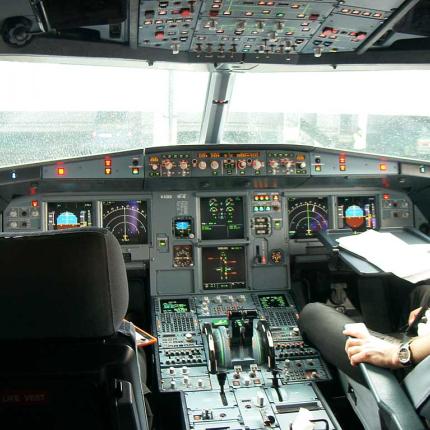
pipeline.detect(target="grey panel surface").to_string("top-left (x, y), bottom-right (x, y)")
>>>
top-left (252, 266), bottom-right (287, 290)
top-left (310, 151), bottom-right (398, 176)
top-left (43, 152), bottom-right (144, 179)
top-left (156, 269), bottom-right (194, 294)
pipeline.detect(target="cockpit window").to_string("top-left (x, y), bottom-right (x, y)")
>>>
top-left (223, 70), bottom-right (430, 161)
top-left (0, 61), bottom-right (430, 168)
top-left (0, 61), bottom-right (209, 168)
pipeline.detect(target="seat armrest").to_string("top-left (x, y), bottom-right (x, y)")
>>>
top-left (360, 363), bottom-right (426, 430)
top-left (403, 355), bottom-right (430, 419)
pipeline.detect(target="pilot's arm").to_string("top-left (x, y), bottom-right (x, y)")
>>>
top-left (344, 328), bottom-right (430, 368)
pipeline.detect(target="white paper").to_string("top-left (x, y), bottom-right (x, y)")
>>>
top-left (336, 230), bottom-right (430, 283)
top-left (291, 408), bottom-right (315, 430)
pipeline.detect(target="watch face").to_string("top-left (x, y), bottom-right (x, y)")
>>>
top-left (399, 346), bottom-right (411, 364)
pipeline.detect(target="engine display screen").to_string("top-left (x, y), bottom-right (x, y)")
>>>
top-left (160, 298), bottom-right (190, 313)
top-left (337, 196), bottom-right (377, 231)
top-left (259, 294), bottom-right (289, 309)
top-left (202, 245), bottom-right (246, 290)
top-left (102, 200), bottom-right (148, 245)
top-left (200, 196), bottom-right (244, 240)
top-left (47, 202), bottom-right (93, 230)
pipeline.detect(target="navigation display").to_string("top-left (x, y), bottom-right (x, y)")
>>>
top-left (200, 196), bottom-right (244, 240)
top-left (259, 294), bottom-right (289, 309)
top-left (288, 197), bottom-right (329, 238)
top-left (202, 246), bottom-right (246, 290)
top-left (160, 298), bottom-right (190, 313)
top-left (102, 200), bottom-right (148, 245)
top-left (47, 202), bottom-right (93, 230)
top-left (337, 196), bottom-right (377, 231)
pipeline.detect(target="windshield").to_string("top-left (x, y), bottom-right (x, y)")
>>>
top-left (0, 60), bottom-right (429, 168)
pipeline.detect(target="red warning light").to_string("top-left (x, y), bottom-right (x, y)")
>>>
top-left (31, 200), bottom-right (39, 207)
top-left (57, 167), bottom-right (65, 176)
top-left (339, 155), bottom-right (346, 164)
top-left (105, 159), bottom-right (112, 167)
top-left (383, 194), bottom-right (390, 200)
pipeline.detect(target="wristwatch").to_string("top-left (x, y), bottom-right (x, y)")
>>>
top-left (398, 340), bottom-right (414, 367)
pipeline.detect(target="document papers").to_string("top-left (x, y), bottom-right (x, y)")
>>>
top-left (336, 230), bottom-right (430, 283)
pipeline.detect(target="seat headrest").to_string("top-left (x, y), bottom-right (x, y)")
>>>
top-left (0, 228), bottom-right (128, 340)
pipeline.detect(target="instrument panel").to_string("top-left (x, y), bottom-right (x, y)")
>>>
top-left (102, 200), bottom-right (149, 245)
top-left (137, 0), bottom-right (409, 60)
top-left (47, 201), bottom-right (93, 230)
top-left (200, 196), bottom-right (245, 240)
top-left (287, 197), bottom-right (329, 239)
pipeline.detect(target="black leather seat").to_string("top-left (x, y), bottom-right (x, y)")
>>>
top-left (0, 228), bottom-right (149, 430)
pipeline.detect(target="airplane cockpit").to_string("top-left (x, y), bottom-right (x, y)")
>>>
top-left (1, 1), bottom-right (430, 429)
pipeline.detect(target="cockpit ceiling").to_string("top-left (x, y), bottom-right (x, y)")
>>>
top-left (0, 0), bottom-right (429, 65)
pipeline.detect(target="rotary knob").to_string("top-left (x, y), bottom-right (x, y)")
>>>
top-left (151, 163), bottom-right (159, 170)
top-left (252, 159), bottom-right (262, 170)
top-left (164, 160), bottom-right (173, 170)
top-left (269, 159), bottom-right (279, 169)
top-left (179, 160), bottom-right (189, 170)
top-left (237, 159), bottom-right (247, 170)
top-left (210, 160), bottom-right (219, 170)
top-left (198, 160), bottom-right (207, 170)
top-left (298, 161), bottom-right (306, 169)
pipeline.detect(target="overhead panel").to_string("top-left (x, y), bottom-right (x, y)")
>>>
top-left (138, 0), bottom-right (408, 58)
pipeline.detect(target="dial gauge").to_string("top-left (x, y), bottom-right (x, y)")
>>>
top-left (102, 200), bottom-right (148, 245)
top-left (288, 197), bottom-right (329, 238)
top-left (173, 245), bottom-right (193, 267)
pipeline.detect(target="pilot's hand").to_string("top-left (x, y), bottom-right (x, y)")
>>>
top-left (408, 307), bottom-right (423, 326)
top-left (343, 328), bottom-right (401, 369)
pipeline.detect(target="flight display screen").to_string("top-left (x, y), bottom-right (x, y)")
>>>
top-left (202, 246), bottom-right (246, 290)
top-left (102, 200), bottom-right (148, 245)
top-left (160, 298), bottom-right (190, 313)
top-left (259, 294), bottom-right (289, 309)
top-left (47, 202), bottom-right (93, 230)
top-left (288, 197), bottom-right (329, 238)
top-left (200, 196), bottom-right (244, 240)
top-left (337, 196), bottom-right (377, 231)
top-left (173, 217), bottom-right (193, 239)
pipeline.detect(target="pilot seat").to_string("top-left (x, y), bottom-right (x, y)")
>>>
top-left (0, 228), bottom-right (150, 430)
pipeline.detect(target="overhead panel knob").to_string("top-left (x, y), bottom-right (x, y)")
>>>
top-left (238, 160), bottom-right (247, 170)
top-left (252, 159), bottom-right (262, 170)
